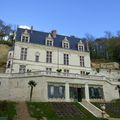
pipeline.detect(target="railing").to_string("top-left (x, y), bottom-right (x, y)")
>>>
top-left (0, 71), bottom-right (106, 81)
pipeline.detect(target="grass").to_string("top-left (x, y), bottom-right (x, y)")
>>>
top-left (0, 101), bottom-right (16, 120)
top-left (27, 102), bottom-right (107, 120)
top-left (92, 99), bottom-right (120, 118)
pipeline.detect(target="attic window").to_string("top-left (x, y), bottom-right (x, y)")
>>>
top-left (21, 35), bottom-right (29, 42)
top-left (78, 45), bottom-right (84, 51)
top-left (62, 37), bottom-right (69, 49)
top-left (63, 42), bottom-right (69, 49)
top-left (78, 40), bottom-right (84, 51)
top-left (46, 40), bottom-right (53, 46)
top-left (21, 30), bottom-right (30, 43)
top-left (46, 34), bottom-right (53, 46)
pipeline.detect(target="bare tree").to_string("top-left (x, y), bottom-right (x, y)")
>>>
top-left (116, 30), bottom-right (120, 38)
top-left (85, 33), bottom-right (95, 41)
top-left (0, 19), bottom-right (12, 40)
top-left (104, 31), bottom-right (113, 39)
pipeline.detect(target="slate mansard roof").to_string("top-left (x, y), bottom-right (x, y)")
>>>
top-left (16, 28), bottom-right (88, 51)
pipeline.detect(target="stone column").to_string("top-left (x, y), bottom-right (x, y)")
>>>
top-left (85, 83), bottom-right (90, 101)
top-left (65, 82), bottom-right (70, 102)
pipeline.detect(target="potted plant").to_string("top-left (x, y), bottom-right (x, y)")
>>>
top-left (96, 68), bottom-right (100, 73)
top-left (86, 72), bottom-right (90, 75)
top-left (56, 69), bottom-right (62, 73)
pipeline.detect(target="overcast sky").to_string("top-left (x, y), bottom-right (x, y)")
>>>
top-left (0, 0), bottom-right (120, 38)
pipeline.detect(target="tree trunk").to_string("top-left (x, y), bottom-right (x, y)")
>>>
top-left (30, 86), bottom-right (33, 102)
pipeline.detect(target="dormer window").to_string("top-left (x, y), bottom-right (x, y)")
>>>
top-left (21, 30), bottom-right (30, 43)
top-left (22, 36), bottom-right (29, 42)
top-left (46, 34), bottom-right (53, 46)
top-left (78, 45), bottom-right (84, 51)
top-left (78, 40), bottom-right (84, 51)
top-left (63, 42), bottom-right (69, 48)
top-left (47, 40), bottom-right (53, 46)
top-left (62, 37), bottom-right (69, 49)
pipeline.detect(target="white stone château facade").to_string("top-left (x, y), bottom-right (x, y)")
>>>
top-left (6, 28), bottom-right (91, 74)
top-left (0, 27), bottom-right (120, 102)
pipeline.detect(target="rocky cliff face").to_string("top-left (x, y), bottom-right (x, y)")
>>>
top-left (0, 44), bottom-right (11, 72)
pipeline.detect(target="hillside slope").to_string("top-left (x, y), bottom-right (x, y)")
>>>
top-left (0, 44), bottom-right (11, 73)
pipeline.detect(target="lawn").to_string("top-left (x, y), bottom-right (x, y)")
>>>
top-left (0, 101), bottom-right (16, 120)
top-left (92, 99), bottom-right (120, 118)
top-left (27, 102), bottom-right (107, 120)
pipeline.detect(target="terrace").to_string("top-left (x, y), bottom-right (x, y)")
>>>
top-left (0, 71), bottom-right (107, 81)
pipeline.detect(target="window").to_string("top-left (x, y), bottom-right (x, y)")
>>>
top-left (20, 48), bottom-right (27, 60)
top-left (50, 86), bottom-right (54, 96)
top-left (80, 56), bottom-right (84, 67)
top-left (80, 71), bottom-right (85, 75)
top-left (46, 34), bottom-right (53, 46)
top-left (64, 69), bottom-right (69, 75)
top-left (89, 87), bottom-right (104, 99)
top-left (22, 35), bottom-right (29, 42)
top-left (64, 54), bottom-right (69, 65)
top-left (7, 61), bottom-right (11, 68)
top-left (19, 65), bottom-right (26, 73)
top-left (35, 55), bottom-right (39, 62)
top-left (35, 52), bottom-right (40, 62)
top-left (78, 45), bottom-right (84, 51)
top-left (64, 69), bottom-right (69, 73)
top-left (48, 85), bottom-right (65, 98)
top-left (70, 87), bottom-right (85, 99)
top-left (63, 42), bottom-right (69, 49)
top-left (62, 37), bottom-right (69, 49)
top-left (47, 40), bottom-right (53, 46)
top-left (46, 51), bottom-right (52, 63)
top-left (46, 68), bottom-right (52, 74)
top-left (8, 53), bottom-right (12, 58)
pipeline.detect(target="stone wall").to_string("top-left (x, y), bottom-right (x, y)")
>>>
top-left (0, 74), bottom-right (120, 102)
top-left (91, 68), bottom-right (120, 80)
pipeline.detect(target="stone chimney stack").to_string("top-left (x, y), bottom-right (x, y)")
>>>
top-left (51, 30), bottom-right (57, 38)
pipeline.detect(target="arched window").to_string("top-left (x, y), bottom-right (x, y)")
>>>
top-left (7, 61), bottom-right (11, 68)
top-left (35, 52), bottom-right (40, 62)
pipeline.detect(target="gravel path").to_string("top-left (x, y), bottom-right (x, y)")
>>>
top-left (13, 102), bottom-right (36, 120)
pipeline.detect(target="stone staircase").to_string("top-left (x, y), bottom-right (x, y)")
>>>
top-left (79, 101), bottom-right (109, 118)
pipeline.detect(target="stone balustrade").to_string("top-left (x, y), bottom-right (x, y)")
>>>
top-left (0, 71), bottom-right (107, 81)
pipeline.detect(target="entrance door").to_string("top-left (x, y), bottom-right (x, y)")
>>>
top-left (77, 88), bottom-right (82, 102)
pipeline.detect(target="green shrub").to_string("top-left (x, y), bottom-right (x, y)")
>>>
top-left (118, 78), bottom-right (120, 82)
top-left (96, 68), bottom-right (100, 73)
top-left (0, 40), bottom-right (14, 46)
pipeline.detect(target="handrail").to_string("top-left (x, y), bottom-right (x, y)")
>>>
top-left (0, 71), bottom-right (107, 81)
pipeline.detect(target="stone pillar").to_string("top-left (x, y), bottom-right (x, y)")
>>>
top-left (65, 82), bottom-right (70, 102)
top-left (85, 83), bottom-right (90, 101)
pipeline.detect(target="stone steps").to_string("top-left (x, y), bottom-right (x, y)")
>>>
top-left (79, 101), bottom-right (109, 118)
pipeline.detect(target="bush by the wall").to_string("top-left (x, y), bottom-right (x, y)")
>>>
top-left (0, 40), bottom-right (14, 46)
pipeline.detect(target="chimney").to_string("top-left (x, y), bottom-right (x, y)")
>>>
top-left (51, 30), bottom-right (56, 38)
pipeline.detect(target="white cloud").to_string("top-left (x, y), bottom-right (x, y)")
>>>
top-left (19, 25), bottom-right (31, 30)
